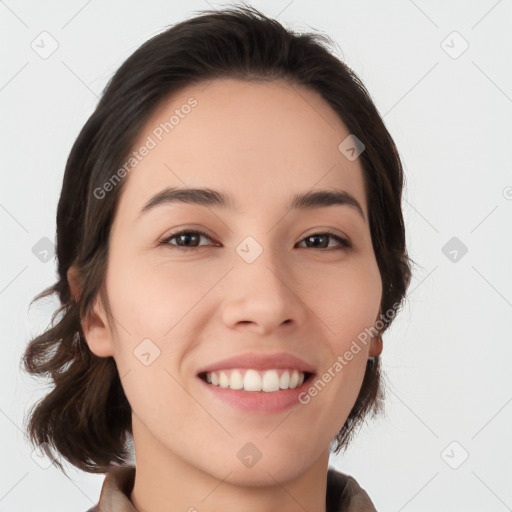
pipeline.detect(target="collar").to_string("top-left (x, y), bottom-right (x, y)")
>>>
top-left (86, 465), bottom-right (377, 512)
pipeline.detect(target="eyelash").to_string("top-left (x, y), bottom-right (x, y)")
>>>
top-left (159, 229), bottom-right (352, 252)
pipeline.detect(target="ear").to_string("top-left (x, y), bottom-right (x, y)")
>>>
top-left (67, 265), bottom-right (115, 358)
top-left (369, 334), bottom-right (383, 358)
top-left (368, 309), bottom-right (383, 358)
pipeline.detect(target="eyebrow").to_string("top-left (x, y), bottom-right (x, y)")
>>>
top-left (138, 186), bottom-right (365, 220)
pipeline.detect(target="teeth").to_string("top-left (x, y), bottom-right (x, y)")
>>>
top-left (279, 370), bottom-right (290, 389)
top-left (262, 370), bottom-right (280, 392)
top-left (219, 371), bottom-right (230, 388)
top-left (203, 369), bottom-right (307, 392)
top-left (229, 369), bottom-right (244, 390)
top-left (244, 369), bottom-right (263, 391)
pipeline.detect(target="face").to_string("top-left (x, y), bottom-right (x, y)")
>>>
top-left (81, 78), bottom-right (382, 485)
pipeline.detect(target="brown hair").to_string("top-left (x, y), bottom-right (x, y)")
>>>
top-left (20, 4), bottom-right (413, 475)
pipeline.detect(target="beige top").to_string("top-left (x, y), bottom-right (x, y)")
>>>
top-left (85, 465), bottom-right (377, 511)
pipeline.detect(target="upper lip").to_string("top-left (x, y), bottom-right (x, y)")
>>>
top-left (196, 352), bottom-right (316, 375)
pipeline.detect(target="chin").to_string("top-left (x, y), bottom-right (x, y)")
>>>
top-left (198, 445), bottom-right (317, 488)
top-left (221, 462), bottom-right (311, 488)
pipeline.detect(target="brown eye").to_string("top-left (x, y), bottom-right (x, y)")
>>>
top-left (160, 229), bottom-right (214, 251)
top-left (298, 232), bottom-right (352, 250)
top-left (159, 230), bottom-right (352, 252)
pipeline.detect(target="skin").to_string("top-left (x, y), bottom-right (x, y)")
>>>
top-left (70, 78), bottom-right (383, 512)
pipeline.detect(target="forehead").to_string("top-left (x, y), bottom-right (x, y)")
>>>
top-left (115, 78), bottom-right (367, 221)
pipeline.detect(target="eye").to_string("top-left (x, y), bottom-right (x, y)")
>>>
top-left (296, 231), bottom-right (352, 250)
top-left (159, 229), bottom-right (216, 251)
top-left (159, 229), bottom-right (352, 251)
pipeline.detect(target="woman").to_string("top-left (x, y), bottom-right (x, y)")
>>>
top-left (22, 5), bottom-right (412, 511)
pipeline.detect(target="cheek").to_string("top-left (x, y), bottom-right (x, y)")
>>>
top-left (105, 259), bottom-right (206, 420)
top-left (108, 254), bottom-right (212, 339)
top-left (306, 256), bottom-right (382, 350)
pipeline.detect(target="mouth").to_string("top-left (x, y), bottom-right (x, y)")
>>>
top-left (198, 368), bottom-right (315, 392)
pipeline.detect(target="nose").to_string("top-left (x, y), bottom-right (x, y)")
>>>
top-left (219, 246), bottom-right (306, 336)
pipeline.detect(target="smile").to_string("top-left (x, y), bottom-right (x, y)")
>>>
top-left (199, 368), bottom-right (312, 392)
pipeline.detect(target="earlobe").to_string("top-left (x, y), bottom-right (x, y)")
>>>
top-left (67, 265), bottom-right (115, 358)
top-left (368, 309), bottom-right (384, 359)
top-left (82, 296), bottom-right (116, 358)
top-left (369, 334), bottom-right (383, 358)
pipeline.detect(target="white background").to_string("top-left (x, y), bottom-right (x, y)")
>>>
top-left (1, 0), bottom-right (511, 510)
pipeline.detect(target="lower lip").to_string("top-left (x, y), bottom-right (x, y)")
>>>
top-left (198, 375), bottom-right (313, 413)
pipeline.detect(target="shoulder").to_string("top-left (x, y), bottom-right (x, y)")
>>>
top-left (326, 467), bottom-right (378, 512)
top-left (83, 465), bottom-right (137, 512)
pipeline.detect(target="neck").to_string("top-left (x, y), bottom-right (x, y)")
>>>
top-left (129, 416), bottom-right (330, 512)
